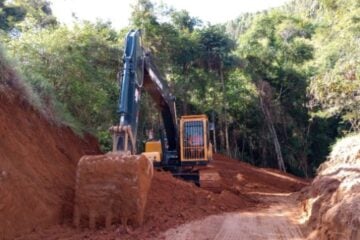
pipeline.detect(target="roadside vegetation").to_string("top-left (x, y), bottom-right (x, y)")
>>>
top-left (1, 0), bottom-right (358, 176)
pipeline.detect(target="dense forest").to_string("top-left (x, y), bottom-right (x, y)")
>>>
top-left (1, 0), bottom-right (359, 177)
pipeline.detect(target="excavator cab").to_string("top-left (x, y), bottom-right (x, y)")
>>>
top-left (144, 114), bottom-right (213, 165)
top-left (180, 115), bottom-right (219, 191)
top-left (180, 115), bottom-right (212, 164)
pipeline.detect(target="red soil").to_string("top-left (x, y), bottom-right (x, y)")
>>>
top-left (15, 153), bottom-right (307, 240)
top-left (0, 94), bottom-right (100, 240)
top-left (299, 135), bottom-right (360, 240)
top-left (213, 154), bottom-right (309, 196)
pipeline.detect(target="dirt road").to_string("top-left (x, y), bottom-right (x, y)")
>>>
top-left (161, 194), bottom-right (304, 240)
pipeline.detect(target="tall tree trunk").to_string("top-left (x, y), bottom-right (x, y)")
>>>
top-left (233, 132), bottom-right (239, 159)
top-left (241, 134), bottom-right (245, 161)
top-left (258, 81), bottom-right (286, 172)
top-left (225, 119), bottom-right (230, 156)
top-left (220, 62), bottom-right (230, 156)
top-left (218, 122), bottom-right (225, 151)
top-left (182, 66), bottom-right (189, 115)
top-left (211, 111), bottom-right (217, 153)
top-left (299, 122), bottom-right (312, 178)
top-left (182, 100), bottom-right (188, 115)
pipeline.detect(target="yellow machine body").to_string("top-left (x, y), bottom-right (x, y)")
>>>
top-left (143, 140), bottom-right (162, 163)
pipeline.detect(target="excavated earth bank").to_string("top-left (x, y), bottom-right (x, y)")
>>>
top-left (299, 134), bottom-right (360, 240)
top-left (0, 61), bottom-right (100, 239)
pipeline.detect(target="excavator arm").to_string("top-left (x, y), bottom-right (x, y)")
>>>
top-left (111, 29), bottom-right (178, 155)
top-left (143, 54), bottom-right (178, 152)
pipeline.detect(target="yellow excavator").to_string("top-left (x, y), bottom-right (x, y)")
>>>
top-left (73, 30), bottom-right (221, 230)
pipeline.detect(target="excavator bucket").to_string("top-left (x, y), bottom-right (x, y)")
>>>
top-left (73, 152), bottom-right (153, 230)
top-left (199, 168), bottom-right (222, 193)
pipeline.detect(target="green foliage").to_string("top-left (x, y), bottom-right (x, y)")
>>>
top-left (0, 44), bottom-right (45, 111)
top-left (226, 70), bottom-right (258, 119)
top-left (6, 21), bottom-right (121, 138)
top-left (0, 0), bottom-right (26, 31)
top-left (229, 0), bottom-right (359, 174)
top-left (226, 13), bottom-right (256, 40)
top-left (199, 25), bottom-right (235, 70)
top-left (234, 10), bottom-right (318, 174)
top-left (171, 10), bottom-right (200, 32)
top-left (13, 0), bottom-right (58, 30)
top-left (307, 0), bottom-right (360, 132)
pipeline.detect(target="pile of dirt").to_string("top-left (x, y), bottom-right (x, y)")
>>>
top-left (18, 153), bottom-right (307, 240)
top-left (299, 134), bottom-right (360, 240)
top-left (19, 170), bottom-right (253, 240)
top-left (213, 154), bottom-right (308, 196)
top-left (0, 69), bottom-right (100, 239)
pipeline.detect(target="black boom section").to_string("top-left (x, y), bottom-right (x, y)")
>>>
top-left (117, 29), bottom-right (178, 152)
top-left (118, 30), bottom-right (143, 141)
top-left (143, 53), bottom-right (178, 151)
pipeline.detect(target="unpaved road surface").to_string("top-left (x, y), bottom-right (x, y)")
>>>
top-left (161, 194), bottom-right (304, 240)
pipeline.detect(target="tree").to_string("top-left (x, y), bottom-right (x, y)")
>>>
top-left (307, 0), bottom-right (360, 132)
top-left (6, 22), bottom-right (121, 142)
top-left (171, 10), bottom-right (200, 32)
top-left (13, 0), bottom-right (58, 30)
top-left (198, 25), bottom-right (236, 155)
top-left (237, 11), bottom-right (315, 174)
top-left (0, 0), bottom-right (26, 31)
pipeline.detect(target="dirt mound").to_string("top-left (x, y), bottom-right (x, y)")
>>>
top-left (17, 170), bottom-right (253, 240)
top-left (300, 134), bottom-right (360, 240)
top-left (0, 73), bottom-right (100, 239)
top-left (213, 154), bottom-right (308, 196)
top-left (17, 153), bottom-right (307, 240)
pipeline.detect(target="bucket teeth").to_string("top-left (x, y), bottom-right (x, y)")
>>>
top-left (73, 152), bottom-right (153, 229)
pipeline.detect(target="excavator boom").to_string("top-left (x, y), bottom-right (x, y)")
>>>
top-left (73, 29), bottom-right (221, 230)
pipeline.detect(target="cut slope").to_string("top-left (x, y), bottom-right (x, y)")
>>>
top-left (300, 134), bottom-right (360, 240)
top-left (0, 62), bottom-right (100, 239)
